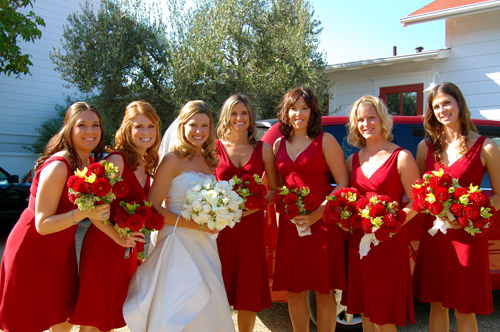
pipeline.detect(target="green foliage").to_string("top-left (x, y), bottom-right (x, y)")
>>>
top-left (0, 0), bottom-right (45, 76)
top-left (48, 0), bottom-right (328, 149)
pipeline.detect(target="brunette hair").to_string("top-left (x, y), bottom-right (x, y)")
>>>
top-left (217, 94), bottom-right (258, 146)
top-left (111, 101), bottom-right (161, 177)
top-left (423, 82), bottom-right (478, 162)
top-left (347, 95), bottom-right (393, 148)
top-left (34, 102), bottom-right (105, 172)
top-left (277, 87), bottom-right (322, 141)
top-left (173, 100), bottom-right (218, 169)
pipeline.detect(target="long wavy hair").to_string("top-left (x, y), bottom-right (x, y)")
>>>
top-left (34, 102), bottom-right (105, 172)
top-left (111, 101), bottom-right (161, 177)
top-left (217, 94), bottom-right (258, 146)
top-left (277, 87), bottom-right (323, 141)
top-left (423, 82), bottom-right (478, 162)
top-left (347, 95), bottom-right (393, 148)
top-left (173, 100), bottom-right (218, 169)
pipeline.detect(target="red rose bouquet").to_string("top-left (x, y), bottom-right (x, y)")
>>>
top-left (274, 186), bottom-right (319, 236)
top-left (357, 195), bottom-right (406, 258)
top-left (323, 187), bottom-right (362, 233)
top-left (114, 200), bottom-right (165, 259)
top-left (230, 174), bottom-right (268, 210)
top-left (67, 161), bottom-right (128, 223)
top-left (448, 184), bottom-right (495, 236)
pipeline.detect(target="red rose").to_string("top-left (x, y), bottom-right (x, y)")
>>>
top-left (245, 195), bottom-right (261, 210)
top-left (452, 187), bottom-right (468, 200)
top-left (87, 162), bottom-right (105, 177)
top-left (114, 211), bottom-right (129, 228)
top-left (302, 194), bottom-right (317, 212)
top-left (127, 214), bottom-right (145, 232)
top-left (340, 218), bottom-right (350, 229)
top-left (441, 174), bottom-right (453, 188)
top-left (369, 204), bottom-right (386, 218)
top-left (395, 209), bottom-right (406, 223)
top-left (333, 196), bottom-right (348, 208)
top-left (146, 210), bottom-right (164, 230)
top-left (428, 201), bottom-right (444, 215)
top-left (73, 177), bottom-right (88, 193)
top-left (347, 201), bottom-right (357, 214)
top-left (92, 177), bottom-right (112, 197)
top-left (275, 200), bottom-right (286, 214)
top-left (382, 213), bottom-right (396, 228)
top-left (458, 216), bottom-right (470, 228)
top-left (473, 217), bottom-right (489, 229)
top-left (412, 199), bottom-right (428, 212)
top-left (374, 227), bottom-right (390, 242)
top-left (450, 202), bottom-right (465, 217)
top-left (241, 174), bottom-right (254, 182)
top-left (67, 192), bottom-right (76, 203)
top-left (284, 192), bottom-right (298, 204)
top-left (411, 186), bottom-right (427, 200)
top-left (388, 221), bottom-right (401, 233)
top-left (464, 206), bottom-right (480, 221)
top-left (67, 175), bottom-right (80, 189)
top-left (468, 192), bottom-right (489, 207)
top-left (256, 184), bottom-right (267, 196)
top-left (434, 187), bottom-right (450, 202)
top-left (356, 198), bottom-right (370, 211)
top-left (351, 214), bottom-right (362, 229)
top-left (429, 176), bottom-right (443, 190)
top-left (136, 205), bottom-right (153, 220)
top-left (284, 203), bottom-right (300, 219)
top-left (377, 195), bottom-right (392, 204)
top-left (113, 180), bottom-right (128, 197)
top-left (361, 218), bottom-right (373, 234)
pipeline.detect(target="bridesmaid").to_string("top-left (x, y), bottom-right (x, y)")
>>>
top-left (413, 82), bottom-right (500, 332)
top-left (70, 101), bottom-right (160, 331)
top-left (273, 87), bottom-right (349, 332)
top-left (0, 102), bottom-right (109, 332)
top-left (215, 94), bottom-right (279, 332)
top-left (344, 95), bottom-right (419, 332)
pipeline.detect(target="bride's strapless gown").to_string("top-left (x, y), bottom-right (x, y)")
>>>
top-left (123, 172), bottom-right (235, 332)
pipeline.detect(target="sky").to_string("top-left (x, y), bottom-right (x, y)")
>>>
top-left (309, 0), bottom-right (446, 64)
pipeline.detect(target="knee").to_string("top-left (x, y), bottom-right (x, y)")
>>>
top-left (314, 290), bottom-right (334, 306)
top-left (430, 302), bottom-right (449, 314)
top-left (287, 291), bottom-right (307, 303)
top-left (454, 310), bottom-right (475, 321)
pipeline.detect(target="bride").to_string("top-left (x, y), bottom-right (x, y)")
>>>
top-left (123, 101), bottom-right (235, 332)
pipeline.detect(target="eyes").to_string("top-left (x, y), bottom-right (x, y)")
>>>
top-left (133, 124), bottom-right (156, 129)
top-left (76, 122), bottom-right (100, 128)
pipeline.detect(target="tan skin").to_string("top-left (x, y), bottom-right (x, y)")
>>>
top-left (78, 114), bottom-right (155, 332)
top-left (148, 113), bottom-right (219, 235)
top-left (218, 102), bottom-right (279, 332)
top-left (416, 91), bottom-right (500, 332)
top-left (346, 104), bottom-right (419, 332)
top-left (34, 111), bottom-right (110, 332)
top-left (273, 97), bottom-right (349, 332)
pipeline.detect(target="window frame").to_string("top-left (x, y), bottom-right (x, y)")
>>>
top-left (380, 83), bottom-right (424, 116)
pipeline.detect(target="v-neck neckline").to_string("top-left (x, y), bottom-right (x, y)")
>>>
top-left (358, 148), bottom-right (400, 181)
top-left (220, 140), bottom-right (256, 170)
top-left (285, 136), bottom-right (317, 163)
top-left (439, 137), bottom-right (481, 169)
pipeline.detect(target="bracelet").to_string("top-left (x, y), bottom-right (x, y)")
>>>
top-left (70, 210), bottom-right (77, 225)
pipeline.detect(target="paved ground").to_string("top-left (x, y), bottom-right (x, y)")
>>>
top-left (1, 220), bottom-right (499, 331)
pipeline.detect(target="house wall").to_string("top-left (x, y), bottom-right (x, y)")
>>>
top-left (0, 0), bottom-right (99, 177)
top-left (326, 9), bottom-right (500, 121)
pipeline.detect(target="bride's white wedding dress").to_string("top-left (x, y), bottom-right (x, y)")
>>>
top-left (123, 172), bottom-right (235, 332)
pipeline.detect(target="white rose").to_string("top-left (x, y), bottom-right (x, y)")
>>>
top-left (195, 212), bottom-right (210, 224)
top-left (205, 190), bottom-right (219, 205)
top-left (202, 203), bottom-right (212, 213)
top-left (191, 183), bottom-right (202, 192)
top-left (192, 200), bottom-right (202, 212)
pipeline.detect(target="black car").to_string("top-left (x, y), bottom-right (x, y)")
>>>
top-left (0, 167), bottom-right (31, 227)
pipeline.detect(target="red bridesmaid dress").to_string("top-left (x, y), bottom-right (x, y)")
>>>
top-left (273, 132), bottom-right (345, 294)
top-left (413, 136), bottom-right (493, 315)
top-left (70, 151), bottom-right (150, 330)
top-left (345, 148), bottom-right (414, 326)
top-left (0, 156), bottom-right (79, 332)
top-left (215, 139), bottom-right (272, 312)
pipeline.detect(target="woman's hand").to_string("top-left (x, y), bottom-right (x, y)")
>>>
top-left (114, 231), bottom-right (146, 248)
top-left (241, 208), bottom-right (260, 217)
top-left (292, 206), bottom-right (325, 233)
top-left (85, 203), bottom-right (111, 223)
top-left (199, 225), bottom-right (220, 235)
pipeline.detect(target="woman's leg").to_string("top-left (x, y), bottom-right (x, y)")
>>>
top-left (49, 321), bottom-right (73, 332)
top-left (429, 302), bottom-right (449, 332)
top-left (454, 310), bottom-right (478, 332)
top-left (374, 322), bottom-right (397, 332)
top-left (314, 290), bottom-right (336, 332)
top-left (237, 310), bottom-right (257, 332)
top-left (287, 291), bottom-right (310, 332)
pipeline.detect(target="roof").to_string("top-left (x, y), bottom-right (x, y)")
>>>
top-left (401, 0), bottom-right (500, 26)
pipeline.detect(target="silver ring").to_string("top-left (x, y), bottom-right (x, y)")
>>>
top-left (102, 213), bottom-right (107, 218)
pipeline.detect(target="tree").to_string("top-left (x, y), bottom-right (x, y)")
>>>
top-left (0, 0), bottom-right (45, 76)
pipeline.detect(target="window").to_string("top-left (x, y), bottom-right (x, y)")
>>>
top-left (380, 84), bottom-right (424, 116)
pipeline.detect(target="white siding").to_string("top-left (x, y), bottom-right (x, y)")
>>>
top-left (0, 0), bottom-right (99, 176)
top-left (326, 9), bottom-right (500, 122)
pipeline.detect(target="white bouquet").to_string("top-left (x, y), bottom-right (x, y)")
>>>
top-left (182, 178), bottom-right (244, 230)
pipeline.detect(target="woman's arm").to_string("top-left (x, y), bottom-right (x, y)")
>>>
top-left (416, 139), bottom-right (428, 176)
top-left (482, 138), bottom-right (500, 210)
top-left (35, 160), bottom-right (110, 235)
top-left (397, 149), bottom-right (420, 225)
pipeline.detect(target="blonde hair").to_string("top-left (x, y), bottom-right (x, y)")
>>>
top-left (35, 102), bottom-right (105, 172)
top-left (173, 100), bottom-right (218, 169)
top-left (347, 95), bottom-right (393, 148)
top-left (111, 101), bottom-right (161, 177)
top-left (217, 94), bottom-right (258, 145)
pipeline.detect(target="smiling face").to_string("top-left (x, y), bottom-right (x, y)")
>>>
top-left (71, 110), bottom-right (102, 153)
top-left (230, 102), bottom-right (250, 133)
top-left (184, 113), bottom-right (210, 148)
top-left (356, 104), bottom-right (382, 140)
top-left (288, 97), bottom-right (311, 131)
top-left (432, 91), bottom-right (460, 126)
top-left (130, 113), bottom-right (157, 152)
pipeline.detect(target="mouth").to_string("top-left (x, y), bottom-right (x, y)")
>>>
top-left (139, 137), bottom-right (152, 142)
top-left (83, 137), bottom-right (96, 142)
